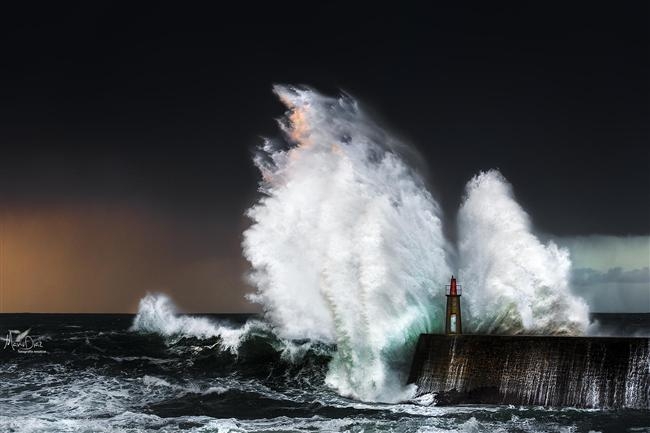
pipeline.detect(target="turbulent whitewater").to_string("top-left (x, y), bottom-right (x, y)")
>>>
top-left (242, 86), bottom-right (452, 402)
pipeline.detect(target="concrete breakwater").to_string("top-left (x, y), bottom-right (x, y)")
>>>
top-left (408, 335), bottom-right (649, 408)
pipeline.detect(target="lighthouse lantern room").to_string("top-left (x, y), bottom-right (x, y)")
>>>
top-left (445, 276), bottom-right (463, 335)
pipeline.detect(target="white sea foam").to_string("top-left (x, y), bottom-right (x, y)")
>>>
top-left (242, 85), bottom-right (452, 402)
top-left (142, 375), bottom-right (229, 395)
top-left (457, 170), bottom-right (589, 334)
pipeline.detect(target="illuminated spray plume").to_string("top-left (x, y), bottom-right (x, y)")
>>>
top-left (242, 86), bottom-right (452, 402)
top-left (242, 86), bottom-right (589, 402)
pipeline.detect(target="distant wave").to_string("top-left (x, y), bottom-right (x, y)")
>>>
top-left (131, 294), bottom-right (268, 353)
top-left (131, 293), bottom-right (332, 363)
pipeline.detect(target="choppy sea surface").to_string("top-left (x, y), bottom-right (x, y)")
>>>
top-left (1, 314), bottom-right (649, 433)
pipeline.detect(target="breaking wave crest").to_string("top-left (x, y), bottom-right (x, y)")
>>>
top-left (242, 86), bottom-right (451, 402)
top-left (457, 170), bottom-right (590, 334)
top-left (131, 293), bottom-right (333, 364)
top-left (131, 294), bottom-right (269, 353)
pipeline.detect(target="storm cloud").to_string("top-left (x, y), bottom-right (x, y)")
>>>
top-left (557, 236), bottom-right (650, 313)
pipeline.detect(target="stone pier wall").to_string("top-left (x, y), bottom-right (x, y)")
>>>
top-left (408, 335), bottom-right (649, 408)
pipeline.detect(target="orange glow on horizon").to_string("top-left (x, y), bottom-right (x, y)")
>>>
top-left (0, 205), bottom-right (256, 313)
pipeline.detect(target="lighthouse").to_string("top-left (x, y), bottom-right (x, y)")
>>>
top-left (445, 276), bottom-right (462, 334)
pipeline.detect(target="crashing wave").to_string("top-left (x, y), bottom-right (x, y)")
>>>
top-left (242, 85), bottom-right (452, 402)
top-left (132, 86), bottom-right (591, 403)
top-left (457, 170), bottom-right (590, 334)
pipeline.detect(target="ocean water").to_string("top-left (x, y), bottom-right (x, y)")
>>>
top-left (2, 313), bottom-right (649, 433)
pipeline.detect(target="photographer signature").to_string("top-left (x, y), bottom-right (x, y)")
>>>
top-left (3, 329), bottom-right (45, 353)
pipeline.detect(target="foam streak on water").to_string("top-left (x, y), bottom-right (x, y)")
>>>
top-left (242, 86), bottom-right (452, 402)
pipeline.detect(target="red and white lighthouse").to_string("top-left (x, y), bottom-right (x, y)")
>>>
top-left (445, 276), bottom-right (463, 334)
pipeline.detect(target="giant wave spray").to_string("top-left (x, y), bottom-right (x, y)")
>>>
top-left (133, 86), bottom-right (590, 403)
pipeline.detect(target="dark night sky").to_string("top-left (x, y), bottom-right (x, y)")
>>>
top-left (0, 2), bottom-right (648, 312)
